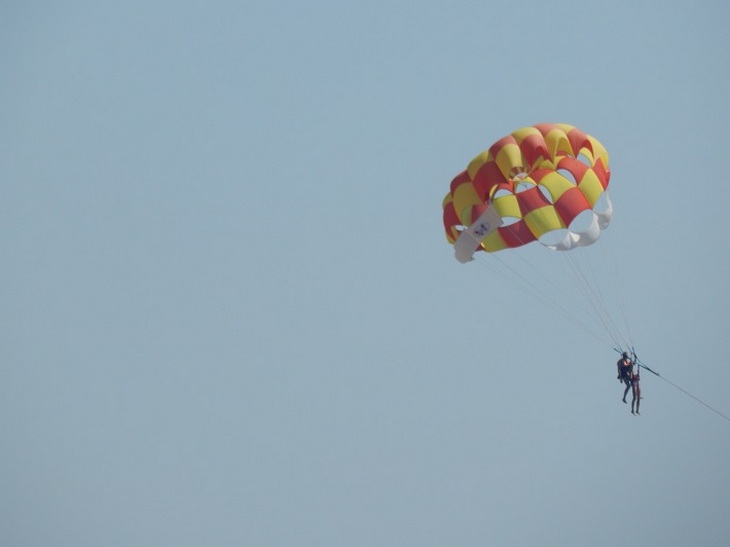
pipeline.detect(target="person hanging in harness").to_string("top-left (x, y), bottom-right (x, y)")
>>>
top-left (616, 352), bottom-right (633, 403)
top-left (630, 371), bottom-right (641, 415)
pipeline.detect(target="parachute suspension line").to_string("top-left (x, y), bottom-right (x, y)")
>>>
top-left (597, 236), bottom-right (635, 349)
top-left (559, 253), bottom-right (612, 338)
top-left (573, 252), bottom-right (622, 341)
top-left (560, 250), bottom-right (629, 351)
top-left (509, 200), bottom-right (628, 349)
top-left (509, 201), bottom-right (629, 351)
top-left (471, 250), bottom-right (522, 287)
top-left (475, 238), bottom-right (611, 347)
top-left (498, 250), bottom-right (617, 347)
top-left (471, 252), bottom-right (554, 308)
top-left (473, 252), bottom-right (613, 349)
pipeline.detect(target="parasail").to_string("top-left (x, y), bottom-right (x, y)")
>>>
top-left (441, 126), bottom-right (730, 423)
top-left (443, 123), bottom-right (612, 263)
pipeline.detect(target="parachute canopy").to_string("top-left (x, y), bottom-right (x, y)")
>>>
top-left (443, 123), bottom-right (612, 262)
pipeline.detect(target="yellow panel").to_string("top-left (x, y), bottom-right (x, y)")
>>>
top-left (493, 193), bottom-right (521, 219)
top-left (452, 182), bottom-right (482, 217)
top-left (466, 150), bottom-right (491, 180)
top-left (555, 123), bottom-right (576, 133)
top-left (458, 205), bottom-right (475, 225)
top-left (586, 136), bottom-right (609, 163)
top-left (495, 143), bottom-right (524, 177)
top-left (544, 127), bottom-right (573, 158)
top-left (578, 149), bottom-right (595, 163)
top-left (578, 170), bottom-right (605, 206)
top-left (524, 206), bottom-right (565, 238)
top-left (480, 230), bottom-right (509, 252)
top-left (539, 171), bottom-right (576, 202)
top-left (511, 125), bottom-right (542, 144)
top-left (537, 158), bottom-right (557, 171)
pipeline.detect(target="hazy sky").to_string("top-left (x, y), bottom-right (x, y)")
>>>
top-left (2, 1), bottom-right (729, 546)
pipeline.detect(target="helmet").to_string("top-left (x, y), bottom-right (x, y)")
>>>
top-left (622, 352), bottom-right (629, 358)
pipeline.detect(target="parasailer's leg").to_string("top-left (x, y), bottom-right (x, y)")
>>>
top-left (622, 378), bottom-right (631, 403)
top-left (632, 384), bottom-right (641, 415)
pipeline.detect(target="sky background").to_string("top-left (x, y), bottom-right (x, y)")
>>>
top-left (2, 1), bottom-right (729, 546)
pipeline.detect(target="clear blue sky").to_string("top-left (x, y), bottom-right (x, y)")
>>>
top-left (2, 1), bottom-right (729, 545)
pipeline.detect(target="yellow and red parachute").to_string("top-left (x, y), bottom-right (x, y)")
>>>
top-left (443, 123), bottom-right (612, 262)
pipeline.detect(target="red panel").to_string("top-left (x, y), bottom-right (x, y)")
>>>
top-left (566, 127), bottom-right (589, 156)
top-left (516, 185), bottom-right (550, 216)
top-left (443, 200), bottom-right (458, 223)
top-left (498, 221), bottom-right (536, 248)
top-left (556, 156), bottom-right (589, 182)
top-left (473, 161), bottom-right (507, 200)
top-left (534, 123), bottom-right (559, 137)
top-left (593, 158), bottom-right (610, 188)
top-left (554, 187), bottom-right (591, 226)
top-left (519, 134), bottom-right (549, 167)
top-left (492, 181), bottom-right (515, 196)
top-left (489, 135), bottom-right (517, 157)
top-left (528, 168), bottom-right (554, 184)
